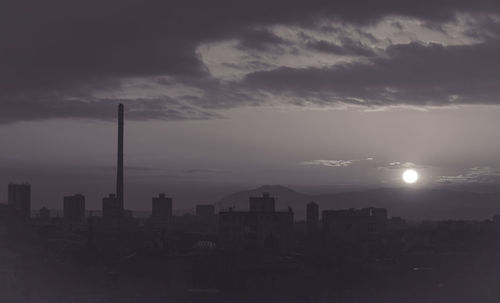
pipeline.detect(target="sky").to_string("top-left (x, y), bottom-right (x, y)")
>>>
top-left (2, 0), bottom-right (500, 210)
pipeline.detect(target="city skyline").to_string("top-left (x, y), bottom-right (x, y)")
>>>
top-left (2, 105), bottom-right (500, 210)
top-left (2, 1), bottom-right (500, 210)
top-left (3, 2), bottom-right (500, 302)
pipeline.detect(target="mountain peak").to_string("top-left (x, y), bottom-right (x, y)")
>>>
top-left (254, 185), bottom-right (299, 194)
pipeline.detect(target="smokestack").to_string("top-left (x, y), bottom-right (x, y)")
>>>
top-left (116, 103), bottom-right (124, 208)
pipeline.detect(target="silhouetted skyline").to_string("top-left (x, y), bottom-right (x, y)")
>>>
top-left (3, 2), bottom-right (500, 302)
top-left (2, 1), bottom-right (500, 213)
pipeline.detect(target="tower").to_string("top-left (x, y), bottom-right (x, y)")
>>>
top-left (116, 103), bottom-right (124, 212)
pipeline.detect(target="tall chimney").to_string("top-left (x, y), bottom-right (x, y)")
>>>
top-left (116, 103), bottom-right (124, 209)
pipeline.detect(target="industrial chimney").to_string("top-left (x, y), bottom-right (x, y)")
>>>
top-left (116, 103), bottom-right (124, 209)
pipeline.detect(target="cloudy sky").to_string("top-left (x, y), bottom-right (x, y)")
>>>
top-left (2, 0), bottom-right (500, 209)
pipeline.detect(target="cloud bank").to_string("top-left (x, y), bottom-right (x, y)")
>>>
top-left (3, 1), bottom-right (500, 123)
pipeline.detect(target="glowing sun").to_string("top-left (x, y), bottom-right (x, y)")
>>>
top-left (402, 169), bottom-right (419, 184)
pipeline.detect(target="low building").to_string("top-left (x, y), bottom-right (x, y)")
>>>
top-left (151, 193), bottom-right (172, 228)
top-left (388, 216), bottom-right (406, 231)
top-left (102, 194), bottom-right (123, 219)
top-left (39, 207), bottom-right (51, 220)
top-left (218, 193), bottom-right (294, 254)
top-left (306, 201), bottom-right (319, 233)
top-left (64, 194), bottom-right (85, 223)
top-left (7, 183), bottom-right (31, 218)
top-left (322, 207), bottom-right (387, 240)
top-left (196, 204), bottom-right (215, 223)
top-left (249, 192), bottom-right (275, 212)
top-left (492, 215), bottom-right (500, 232)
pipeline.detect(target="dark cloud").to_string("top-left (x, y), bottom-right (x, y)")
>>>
top-left (243, 39), bottom-right (500, 107)
top-left (3, 0), bottom-right (500, 123)
top-left (236, 29), bottom-right (288, 51)
top-left (0, 95), bottom-right (221, 124)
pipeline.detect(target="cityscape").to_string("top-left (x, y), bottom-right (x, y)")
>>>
top-left (2, 104), bottom-right (500, 302)
top-left (4, 0), bottom-right (500, 302)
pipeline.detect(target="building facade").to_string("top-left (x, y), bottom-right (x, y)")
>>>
top-left (249, 192), bottom-right (275, 212)
top-left (39, 207), bottom-right (50, 220)
top-left (63, 194), bottom-right (85, 222)
top-left (7, 183), bottom-right (31, 218)
top-left (322, 207), bottom-right (387, 240)
top-left (196, 204), bottom-right (215, 223)
top-left (102, 193), bottom-right (123, 219)
top-left (306, 201), bottom-right (319, 233)
top-left (152, 193), bottom-right (173, 224)
top-left (219, 193), bottom-right (294, 254)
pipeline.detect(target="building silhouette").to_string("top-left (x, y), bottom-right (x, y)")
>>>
top-left (219, 193), bottom-right (294, 254)
top-left (493, 214), bottom-right (500, 232)
top-left (196, 204), bottom-right (215, 223)
top-left (116, 103), bottom-right (124, 209)
top-left (100, 104), bottom-right (126, 222)
top-left (7, 183), bottom-right (31, 218)
top-left (152, 193), bottom-right (172, 224)
top-left (249, 192), bottom-right (275, 212)
top-left (322, 207), bottom-right (387, 240)
top-left (39, 207), bottom-right (50, 220)
top-left (102, 194), bottom-right (123, 219)
top-left (306, 201), bottom-right (319, 233)
top-left (63, 194), bottom-right (85, 223)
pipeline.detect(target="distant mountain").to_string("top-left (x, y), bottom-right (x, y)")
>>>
top-left (216, 185), bottom-right (500, 221)
top-left (217, 184), bottom-right (309, 211)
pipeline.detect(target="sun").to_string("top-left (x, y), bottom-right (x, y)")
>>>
top-left (402, 169), bottom-right (419, 184)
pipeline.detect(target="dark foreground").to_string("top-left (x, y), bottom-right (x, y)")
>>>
top-left (1, 218), bottom-right (500, 303)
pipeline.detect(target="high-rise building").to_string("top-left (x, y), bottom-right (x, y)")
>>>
top-left (63, 194), bottom-right (85, 222)
top-left (306, 201), bottom-right (319, 233)
top-left (249, 192), bottom-right (275, 212)
top-left (152, 193), bottom-right (172, 222)
top-left (102, 194), bottom-right (123, 219)
top-left (7, 183), bottom-right (31, 218)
